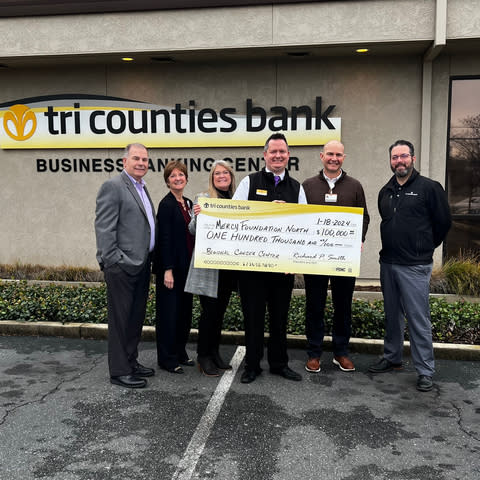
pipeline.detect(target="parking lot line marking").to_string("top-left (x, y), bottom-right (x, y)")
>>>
top-left (172, 346), bottom-right (246, 480)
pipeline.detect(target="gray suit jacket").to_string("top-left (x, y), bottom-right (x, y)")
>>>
top-left (95, 171), bottom-right (155, 275)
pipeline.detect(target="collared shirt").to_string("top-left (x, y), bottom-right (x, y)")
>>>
top-left (322, 169), bottom-right (343, 192)
top-left (124, 170), bottom-right (156, 252)
top-left (233, 167), bottom-right (307, 203)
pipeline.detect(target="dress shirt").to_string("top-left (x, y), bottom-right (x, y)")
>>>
top-left (233, 168), bottom-right (307, 204)
top-left (322, 169), bottom-right (343, 192)
top-left (124, 170), bottom-right (156, 252)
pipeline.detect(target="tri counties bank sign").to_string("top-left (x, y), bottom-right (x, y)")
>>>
top-left (0, 95), bottom-right (341, 149)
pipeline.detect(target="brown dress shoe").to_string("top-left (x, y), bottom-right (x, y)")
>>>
top-left (305, 357), bottom-right (321, 372)
top-left (333, 356), bottom-right (355, 372)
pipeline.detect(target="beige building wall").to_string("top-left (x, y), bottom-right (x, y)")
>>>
top-left (0, 55), bottom-right (424, 279)
top-left (0, 0), bottom-right (479, 279)
top-left (0, 1), bottom-right (436, 59)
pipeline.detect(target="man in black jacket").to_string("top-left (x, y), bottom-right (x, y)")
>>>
top-left (368, 140), bottom-right (451, 392)
top-left (233, 133), bottom-right (306, 384)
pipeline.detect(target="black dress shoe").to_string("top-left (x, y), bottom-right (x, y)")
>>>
top-left (197, 357), bottom-right (220, 377)
top-left (133, 362), bottom-right (155, 377)
top-left (417, 375), bottom-right (433, 392)
top-left (159, 364), bottom-right (184, 374)
top-left (179, 358), bottom-right (195, 367)
top-left (110, 375), bottom-right (147, 388)
top-left (241, 370), bottom-right (258, 384)
top-left (212, 352), bottom-right (232, 370)
top-left (270, 366), bottom-right (302, 381)
top-left (368, 358), bottom-right (403, 373)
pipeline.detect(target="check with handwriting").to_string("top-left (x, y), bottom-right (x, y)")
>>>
top-left (194, 197), bottom-right (364, 277)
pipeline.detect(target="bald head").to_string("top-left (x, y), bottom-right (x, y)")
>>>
top-left (323, 140), bottom-right (344, 151)
top-left (320, 141), bottom-right (346, 178)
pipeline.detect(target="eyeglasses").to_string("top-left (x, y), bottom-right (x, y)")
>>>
top-left (213, 170), bottom-right (230, 176)
top-left (324, 152), bottom-right (345, 158)
top-left (391, 153), bottom-right (411, 161)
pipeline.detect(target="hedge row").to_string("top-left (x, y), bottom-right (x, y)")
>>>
top-left (0, 281), bottom-right (479, 344)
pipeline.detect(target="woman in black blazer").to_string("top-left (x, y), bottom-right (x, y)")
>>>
top-left (153, 161), bottom-right (194, 373)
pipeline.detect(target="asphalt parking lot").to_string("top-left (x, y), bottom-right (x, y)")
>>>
top-left (0, 335), bottom-right (479, 480)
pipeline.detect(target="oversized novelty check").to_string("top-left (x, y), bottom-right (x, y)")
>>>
top-left (194, 197), bottom-right (364, 277)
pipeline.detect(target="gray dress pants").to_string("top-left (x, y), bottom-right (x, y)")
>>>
top-left (380, 261), bottom-right (434, 376)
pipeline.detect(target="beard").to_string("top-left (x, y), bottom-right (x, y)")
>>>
top-left (391, 162), bottom-right (414, 178)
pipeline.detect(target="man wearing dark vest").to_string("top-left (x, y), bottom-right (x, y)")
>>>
top-left (233, 133), bottom-right (306, 383)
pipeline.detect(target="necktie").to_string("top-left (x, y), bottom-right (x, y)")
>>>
top-left (274, 175), bottom-right (281, 186)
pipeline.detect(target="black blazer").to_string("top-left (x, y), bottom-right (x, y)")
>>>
top-left (152, 191), bottom-right (193, 275)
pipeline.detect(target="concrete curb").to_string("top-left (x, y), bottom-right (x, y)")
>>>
top-left (1, 320), bottom-right (479, 361)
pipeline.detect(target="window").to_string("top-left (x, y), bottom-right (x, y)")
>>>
top-left (446, 77), bottom-right (480, 257)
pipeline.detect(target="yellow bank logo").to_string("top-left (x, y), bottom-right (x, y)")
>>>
top-left (3, 104), bottom-right (37, 141)
top-left (0, 95), bottom-right (341, 149)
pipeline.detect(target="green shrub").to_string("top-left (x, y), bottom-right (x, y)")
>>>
top-left (351, 299), bottom-right (385, 339)
top-left (443, 260), bottom-right (480, 297)
top-left (430, 297), bottom-right (480, 343)
top-left (1, 281), bottom-right (479, 344)
top-left (431, 253), bottom-right (480, 296)
top-left (3, 260), bottom-right (480, 296)
top-left (0, 281), bottom-right (108, 323)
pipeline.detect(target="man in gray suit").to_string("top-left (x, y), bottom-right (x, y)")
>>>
top-left (95, 143), bottom-right (156, 388)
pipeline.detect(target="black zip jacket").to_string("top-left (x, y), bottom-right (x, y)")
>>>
top-left (378, 169), bottom-right (451, 265)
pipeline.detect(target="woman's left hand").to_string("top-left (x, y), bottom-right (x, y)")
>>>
top-left (164, 269), bottom-right (174, 289)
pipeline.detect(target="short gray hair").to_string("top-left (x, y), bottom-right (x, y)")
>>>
top-left (123, 143), bottom-right (147, 158)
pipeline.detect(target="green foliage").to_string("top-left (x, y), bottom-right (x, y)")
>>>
top-left (351, 299), bottom-right (386, 339)
top-left (431, 252), bottom-right (480, 296)
top-left (286, 296), bottom-right (309, 335)
top-left (430, 297), bottom-right (480, 344)
top-left (1, 280), bottom-right (479, 344)
top-left (0, 281), bottom-right (108, 323)
top-left (3, 260), bottom-right (480, 296)
top-left (221, 293), bottom-right (245, 331)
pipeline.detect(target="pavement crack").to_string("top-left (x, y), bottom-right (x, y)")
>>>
top-left (451, 401), bottom-right (480, 443)
top-left (0, 354), bottom-right (104, 427)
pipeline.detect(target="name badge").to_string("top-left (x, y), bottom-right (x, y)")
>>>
top-left (325, 193), bottom-right (337, 203)
top-left (256, 189), bottom-right (268, 196)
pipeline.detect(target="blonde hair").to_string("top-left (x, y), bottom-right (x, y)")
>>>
top-left (208, 160), bottom-right (236, 198)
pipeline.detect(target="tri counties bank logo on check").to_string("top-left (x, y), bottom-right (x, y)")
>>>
top-left (0, 94), bottom-right (341, 149)
top-left (202, 201), bottom-right (250, 211)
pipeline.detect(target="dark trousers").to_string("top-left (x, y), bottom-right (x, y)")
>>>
top-left (104, 261), bottom-right (151, 377)
top-left (197, 269), bottom-right (237, 358)
top-left (238, 271), bottom-right (294, 372)
top-left (155, 268), bottom-right (193, 370)
top-left (304, 274), bottom-right (356, 358)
